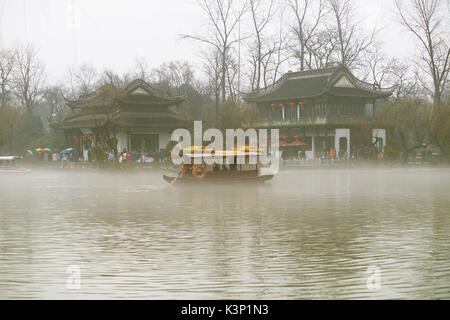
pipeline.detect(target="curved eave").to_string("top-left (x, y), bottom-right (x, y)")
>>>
top-left (118, 95), bottom-right (187, 107)
top-left (244, 67), bottom-right (341, 103)
top-left (244, 88), bottom-right (393, 104)
top-left (111, 114), bottom-right (190, 128)
top-left (327, 91), bottom-right (393, 99)
top-left (244, 91), bottom-right (328, 103)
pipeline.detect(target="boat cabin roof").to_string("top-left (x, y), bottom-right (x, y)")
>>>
top-left (182, 151), bottom-right (264, 159)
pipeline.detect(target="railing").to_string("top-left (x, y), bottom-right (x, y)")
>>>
top-left (252, 115), bottom-right (375, 127)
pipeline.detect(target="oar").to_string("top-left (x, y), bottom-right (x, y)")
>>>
top-left (170, 170), bottom-right (182, 185)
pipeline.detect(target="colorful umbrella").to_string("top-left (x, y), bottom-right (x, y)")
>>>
top-left (35, 148), bottom-right (43, 152)
top-left (26, 150), bottom-right (33, 156)
top-left (44, 148), bottom-right (52, 152)
top-left (61, 148), bottom-right (74, 154)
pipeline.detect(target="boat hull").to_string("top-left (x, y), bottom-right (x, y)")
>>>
top-left (163, 170), bottom-right (273, 185)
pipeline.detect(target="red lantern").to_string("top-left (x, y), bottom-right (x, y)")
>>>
top-left (289, 102), bottom-right (295, 107)
top-left (270, 103), bottom-right (275, 109)
top-left (298, 101), bottom-right (304, 106)
top-left (82, 135), bottom-right (87, 140)
top-left (73, 136), bottom-right (78, 140)
top-left (294, 135), bottom-right (299, 140)
top-left (90, 135), bottom-right (95, 140)
top-left (99, 134), bottom-right (103, 139)
top-left (279, 103), bottom-right (284, 108)
top-left (283, 136), bottom-right (288, 140)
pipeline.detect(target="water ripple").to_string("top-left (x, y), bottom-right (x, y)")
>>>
top-left (0, 168), bottom-right (449, 299)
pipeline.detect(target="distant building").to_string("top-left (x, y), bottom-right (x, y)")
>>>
top-left (243, 65), bottom-right (395, 159)
top-left (53, 79), bottom-right (189, 157)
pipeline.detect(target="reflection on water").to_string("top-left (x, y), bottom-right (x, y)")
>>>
top-left (0, 168), bottom-right (449, 299)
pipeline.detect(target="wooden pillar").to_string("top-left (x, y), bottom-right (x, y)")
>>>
top-left (127, 128), bottom-right (130, 152)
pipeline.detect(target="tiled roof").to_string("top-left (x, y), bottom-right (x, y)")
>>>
top-left (65, 79), bottom-right (187, 109)
top-left (244, 65), bottom-right (394, 102)
top-left (51, 109), bottom-right (189, 130)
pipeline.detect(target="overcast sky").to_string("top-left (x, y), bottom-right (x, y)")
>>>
top-left (1, 0), bottom-right (419, 82)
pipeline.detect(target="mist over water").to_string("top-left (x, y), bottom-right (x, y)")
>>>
top-left (0, 168), bottom-right (449, 299)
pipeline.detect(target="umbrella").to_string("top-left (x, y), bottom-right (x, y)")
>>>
top-left (35, 148), bottom-right (43, 152)
top-left (26, 150), bottom-right (33, 156)
top-left (44, 148), bottom-right (52, 152)
top-left (61, 148), bottom-right (74, 154)
top-left (287, 140), bottom-right (307, 146)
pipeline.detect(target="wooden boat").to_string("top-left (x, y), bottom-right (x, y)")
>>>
top-left (163, 147), bottom-right (275, 185)
top-left (0, 156), bottom-right (29, 173)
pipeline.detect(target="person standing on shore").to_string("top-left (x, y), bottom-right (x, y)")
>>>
top-left (62, 153), bottom-right (68, 168)
top-left (141, 152), bottom-right (147, 165)
top-left (108, 150), bottom-right (114, 161)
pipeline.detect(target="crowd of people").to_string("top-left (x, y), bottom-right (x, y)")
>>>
top-left (17, 147), bottom-right (171, 168)
top-left (280, 146), bottom-right (386, 162)
top-left (112, 148), bottom-right (169, 164)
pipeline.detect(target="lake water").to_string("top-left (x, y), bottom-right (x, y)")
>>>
top-left (0, 167), bottom-right (449, 299)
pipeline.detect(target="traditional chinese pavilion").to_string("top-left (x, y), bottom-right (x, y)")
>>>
top-left (243, 65), bottom-right (395, 159)
top-left (53, 79), bottom-right (189, 158)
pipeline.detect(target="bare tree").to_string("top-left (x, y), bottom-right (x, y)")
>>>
top-left (328, 0), bottom-right (377, 69)
top-left (247, 9), bottom-right (289, 91)
top-left (202, 48), bottom-right (222, 115)
top-left (225, 51), bottom-right (239, 101)
top-left (99, 69), bottom-right (124, 87)
top-left (42, 85), bottom-right (69, 124)
top-left (395, 0), bottom-right (450, 106)
top-left (67, 63), bottom-right (98, 98)
top-left (133, 57), bottom-right (150, 81)
top-left (248, 0), bottom-right (275, 90)
top-left (386, 58), bottom-right (420, 99)
top-left (306, 28), bottom-right (338, 69)
top-left (364, 46), bottom-right (420, 98)
top-left (150, 61), bottom-right (195, 94)
top-left (287, 0), bottom-right (327, 71)
top-left (0, 49), bottom-right (14, 109)
top-left (267, 12), bottom-right (290, 85)
top-left (364, 44), bottom-right (390, 91)
top-left (12, 45), bottom-right (46, 113)
top-left (181, 0), bottom-right (247, 107)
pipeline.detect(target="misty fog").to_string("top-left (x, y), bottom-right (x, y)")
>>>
top-left (1, 167), bottom-right (449, 299)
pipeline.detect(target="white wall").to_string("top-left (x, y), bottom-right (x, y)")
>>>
top-left (335, 128), bottom-right (350, 158)
top-left (372, 129), bottom-right (386, 152)
top-left (116, 130), bottom-right (128, 153)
